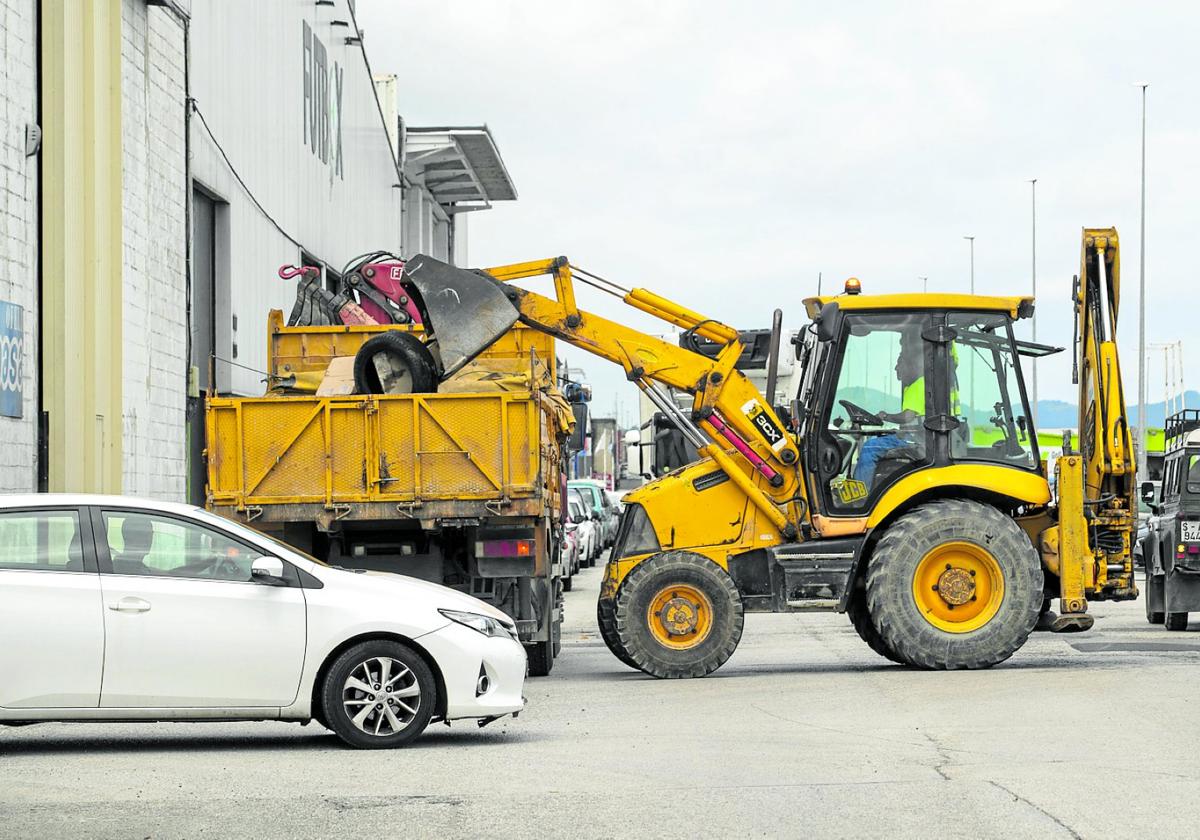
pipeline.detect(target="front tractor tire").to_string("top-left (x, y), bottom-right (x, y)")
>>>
top-left (865, 500), bottom-right (1043, 670)
top-left (613, 551), bottom-right (744, 679)
top-left (847, 589), bottom-right (904, 664)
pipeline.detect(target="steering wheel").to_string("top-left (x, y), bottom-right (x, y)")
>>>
top-left (839, 399), bottom-right (883, 428)
top-left (208, 555), bottom-right (246, 580)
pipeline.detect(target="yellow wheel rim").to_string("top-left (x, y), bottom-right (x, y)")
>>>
top-left (911, 541), bottom-right (1004, 633)
top-left (647, 584), bottom-right (713, 650)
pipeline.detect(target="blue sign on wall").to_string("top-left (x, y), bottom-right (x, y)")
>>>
top-left (0, 300), bottom-right (24, 419)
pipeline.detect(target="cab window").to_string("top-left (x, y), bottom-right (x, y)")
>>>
top-left (819, 313), bottom-right (930, 512)
top-left (1186, 454), bottom-right (1200, 495)
top-left (947, 312), bottom-right (1037, 469)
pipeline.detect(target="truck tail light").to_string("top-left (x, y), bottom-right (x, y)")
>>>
top-left (476, 539), bottom-right (535, 558)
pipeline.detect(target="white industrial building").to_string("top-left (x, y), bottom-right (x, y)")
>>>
top-left (0, 0), bottom-right (516, 502)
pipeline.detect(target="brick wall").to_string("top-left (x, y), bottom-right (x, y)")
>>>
top-left (0, 0), bottom-right (38, 493)
top-left (120, 0), bottom-right (188, 500)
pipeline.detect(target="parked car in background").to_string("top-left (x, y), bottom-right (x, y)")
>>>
top-left (0, 495), bottom-right (526, 749)
top-left (561, 502), bottom-right (581, 591)
top-left (569, 479), bottom-right (620, 548)
top-left (568, 488), bottom-right (601, 566)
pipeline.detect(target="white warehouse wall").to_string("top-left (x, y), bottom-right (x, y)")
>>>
top-left (121, 0), bottom-right (189, 499)
top-left (0, 0), bottom-right (38, 493)
top-left (189, 0), bottom-right (403, 397)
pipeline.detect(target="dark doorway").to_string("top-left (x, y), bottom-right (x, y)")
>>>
top-left (188, 188), bottom-right (219, 506)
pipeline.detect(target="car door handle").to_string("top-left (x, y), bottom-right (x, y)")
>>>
top-left (108, 597), bottom-right (151, 613)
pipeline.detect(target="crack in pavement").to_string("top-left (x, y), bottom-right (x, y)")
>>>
top-left (987, 781), bottom-right (1083, 839)
top-left (922, 732), bottom-right (955, 781)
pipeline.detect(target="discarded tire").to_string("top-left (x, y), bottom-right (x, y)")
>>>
top-left (865, 499), bottom-right (1043, 670)
top-left (614, 551), bottom-right (743, 679)
top-left (353, 331), bottom-right (438, 395)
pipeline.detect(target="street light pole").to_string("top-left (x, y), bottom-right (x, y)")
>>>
top-left (1030, 179), bottom-right (1038, 426)
top-left (963, 236), bottom-right (975, 294)
top-left (919, 276), bottom-right (928, 293)
top-left (1138, 84), bottom-right (1149, 483)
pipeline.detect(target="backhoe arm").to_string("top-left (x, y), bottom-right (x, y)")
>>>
top-left (1053, 229), bottom-right (1137, 611)
top-left (482, 257), bottom-right (805, 539)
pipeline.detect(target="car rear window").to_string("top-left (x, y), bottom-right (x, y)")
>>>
top-left (0, 510), bottom-right (84, 571)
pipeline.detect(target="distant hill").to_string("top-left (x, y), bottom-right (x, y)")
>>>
top-left (1037, 391), bottom-right (1200, 431)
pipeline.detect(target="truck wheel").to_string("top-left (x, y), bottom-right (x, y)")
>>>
top-left (1165, 612), bottom-right (1189, 631)
top-left (353, 332), bottom-right (437, 395)
top-left (562, 573), bottom-right (573, 592)
top-left (597, 596), bottom-right (638, 670)
top-left (865, 500), bottom-right (1043, 670)
top-left (321, 640), bottom-right (436, 749)
top-left (846, 589), bottom-right (904, 664)
top-left (613, 551), bottom-right (743, 679)
top-left (527, 641), bottom-right (554, 676)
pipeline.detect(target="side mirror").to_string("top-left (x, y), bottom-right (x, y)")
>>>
top-left (1141, 481), bottom-right (1157, 505)
top-left (814, 301), bottom-right (841, 343)
top-left (251, 556), bottom-right (288, 586)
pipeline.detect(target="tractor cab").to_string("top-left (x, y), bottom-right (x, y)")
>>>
top-left (794, 288), bottom-right (1059, 518)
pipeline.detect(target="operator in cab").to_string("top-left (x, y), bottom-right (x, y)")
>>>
top-left (854, 335), bottom-right (924, 486)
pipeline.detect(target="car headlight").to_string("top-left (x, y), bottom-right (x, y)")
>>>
top-left (439, 609), bottom-right (519, 641)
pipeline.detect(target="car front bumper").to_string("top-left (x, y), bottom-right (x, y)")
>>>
top-left (419, 621), bottom-right (527, 720)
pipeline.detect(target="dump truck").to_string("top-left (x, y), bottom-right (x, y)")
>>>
top-left (204, 309), bottom-right (572, 675)
top-left (383, 231), bottom-right (1137, 678)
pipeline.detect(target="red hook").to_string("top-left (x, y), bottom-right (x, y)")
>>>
top-left (279, 264), bottom-right (320, 280)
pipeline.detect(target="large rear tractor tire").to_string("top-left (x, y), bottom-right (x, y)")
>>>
top-left (597, 596), bottom-right (638, 670)
top-left (847, 589), bottom-right (904, 664)
top-left (865, 500), bottom-right (1043, 670)
top-left (613, 551), bottom-right (744, 679)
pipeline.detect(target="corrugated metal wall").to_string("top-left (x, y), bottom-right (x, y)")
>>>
top-left (188, 0), bottom-right (403, 396)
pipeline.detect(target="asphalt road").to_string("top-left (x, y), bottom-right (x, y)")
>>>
top-left (3, 566), bottom-right (1199, 839)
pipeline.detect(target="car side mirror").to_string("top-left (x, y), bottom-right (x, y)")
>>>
top-left (1141, 481), bottom-right (1156, 505)
top-left (251, 556), bottom-right (288, 586)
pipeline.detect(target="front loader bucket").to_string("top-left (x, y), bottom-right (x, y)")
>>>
top-left (403, 253), bottom-right (520, 377)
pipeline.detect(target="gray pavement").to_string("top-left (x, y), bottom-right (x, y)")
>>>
top-left (3, 567), bottom-right (1199, 839)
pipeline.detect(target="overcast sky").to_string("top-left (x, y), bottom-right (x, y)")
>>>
top-left (359, 1), bottom-right (1195, 427)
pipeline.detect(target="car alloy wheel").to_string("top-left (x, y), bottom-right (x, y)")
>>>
top-left (342, 655), bottom-right (422, 737)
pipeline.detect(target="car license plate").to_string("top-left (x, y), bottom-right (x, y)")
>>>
top-left (1182, 521), bottom-right (1200, 543)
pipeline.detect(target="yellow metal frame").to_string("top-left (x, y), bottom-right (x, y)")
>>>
top-left (41, 0), bottom-right (124, 492)
top-left (481, 258), bottom-right (805, 539)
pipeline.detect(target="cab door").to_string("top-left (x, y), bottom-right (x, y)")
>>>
top-left (93, 508), bottom-right (307, 709)
top-left (0, 506), bottom-right (105, 708)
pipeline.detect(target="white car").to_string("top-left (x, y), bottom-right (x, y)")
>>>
top-left (0, 495), bottom-right (526, 749)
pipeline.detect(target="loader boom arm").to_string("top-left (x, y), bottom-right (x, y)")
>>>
top-left (484, 257), bottom-right (804, 539)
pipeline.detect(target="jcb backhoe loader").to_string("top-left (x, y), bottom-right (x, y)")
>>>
top-left (384, 232), bottom-right (1138, 677)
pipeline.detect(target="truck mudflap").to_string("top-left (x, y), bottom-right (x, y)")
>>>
top-left (403, 253), bottom-right (519, 376)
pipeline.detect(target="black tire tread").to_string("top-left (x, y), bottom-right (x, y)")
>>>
top-left (1165, 612), bottom-right (1188, 631)
top-left (864, 499), bottom-right (1043, 670)
top-left (847, 589), bottom-right (905, 664)
top-left (597, 596), bottom-right (639, 670)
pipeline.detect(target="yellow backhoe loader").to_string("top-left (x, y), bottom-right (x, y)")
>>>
top-left (360, 231), bottom-right (1139, 677)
